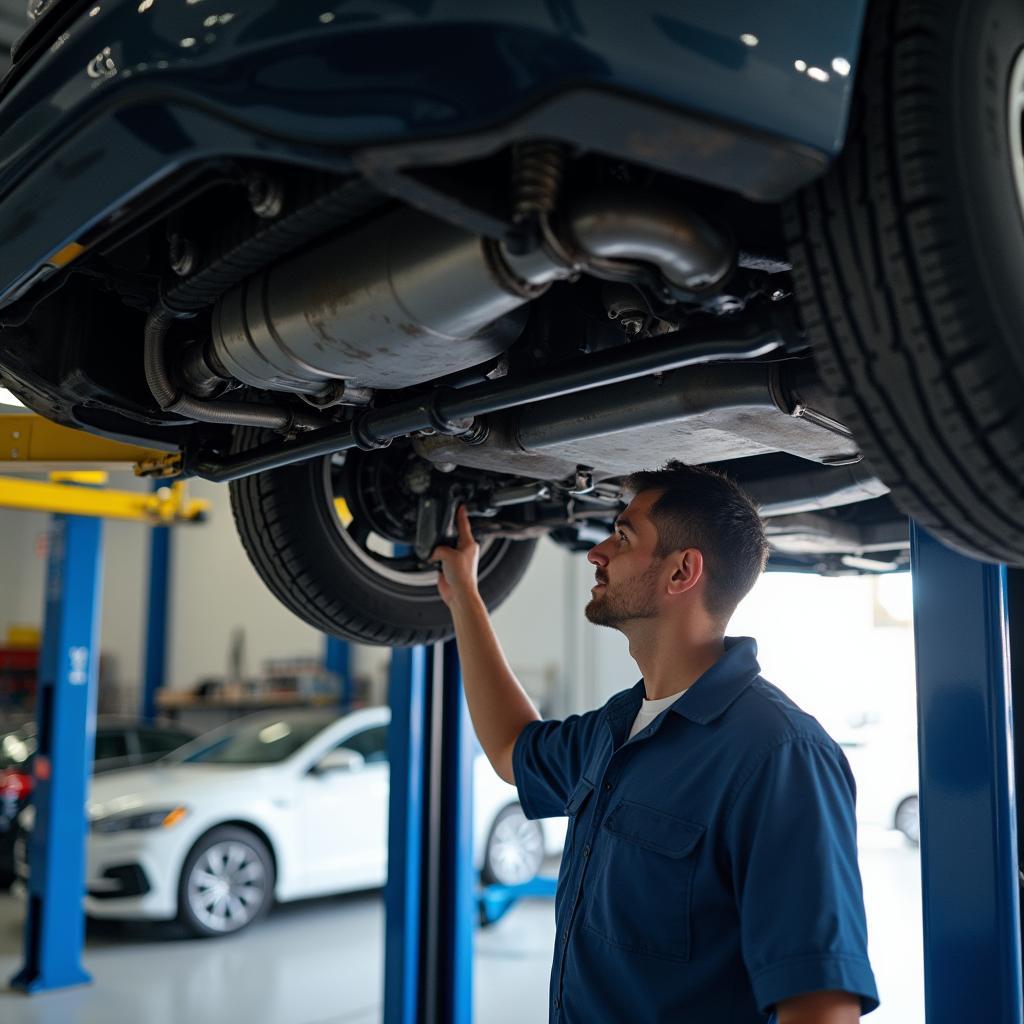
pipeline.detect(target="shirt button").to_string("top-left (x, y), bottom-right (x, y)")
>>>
top-left (604, 782), bottom-right (613, 791)
top-left (553, 998), bottom-right (560, 1010)
top-left (582, 845), bottom-right (590, 857)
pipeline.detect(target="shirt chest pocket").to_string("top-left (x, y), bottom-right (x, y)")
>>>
top-left (563, 778), bottom-right (596, 862)
top-left (582, 800), bottom-right (705, 963)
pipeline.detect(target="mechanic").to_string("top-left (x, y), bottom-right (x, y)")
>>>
top-left (432, 461), bottom-right (878, 1024)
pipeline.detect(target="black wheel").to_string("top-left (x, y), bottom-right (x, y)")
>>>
top-left (894, 795), bottom-right (920, 847)
top-left (177, 826), bottom-right (274, 937)
top-left (481, 803), bottom-right (545, 887)
top-left (785, 0), bottom-right (1024, 564)
top-left (229, 430), bottom-right (539, 646)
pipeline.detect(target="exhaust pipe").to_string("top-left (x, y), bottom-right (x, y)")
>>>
top-left (207, 192), bottom-right (734, 397)
top-left (189, 326), bottom-right (781, 482)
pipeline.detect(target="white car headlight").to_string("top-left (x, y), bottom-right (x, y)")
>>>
top-left (92, 806), bottom-right (188, 834)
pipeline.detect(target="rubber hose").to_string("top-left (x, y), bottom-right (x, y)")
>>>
top-left (143, 306), bottom-right (323, 429)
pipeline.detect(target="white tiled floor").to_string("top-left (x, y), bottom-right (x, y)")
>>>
top-left (0, 837), bottom-right (921, 1024)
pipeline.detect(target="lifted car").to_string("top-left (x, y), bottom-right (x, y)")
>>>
top-left (0, 0), bottom-right (1021, 644)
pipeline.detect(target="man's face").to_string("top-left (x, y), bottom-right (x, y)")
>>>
top-left (585, 490), bottom-right (665, 629)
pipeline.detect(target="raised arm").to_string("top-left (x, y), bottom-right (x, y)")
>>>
top-left (431, 505), bottom-right (540, 784)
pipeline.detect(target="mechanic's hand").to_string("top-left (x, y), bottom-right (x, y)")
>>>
top-left (431, 505), bottom-right (481, 611)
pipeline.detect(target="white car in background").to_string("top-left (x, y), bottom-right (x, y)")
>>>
top-left (19, 707), bottom-right (563, 937)
top-left (838, 725), bottom-right (920, 846)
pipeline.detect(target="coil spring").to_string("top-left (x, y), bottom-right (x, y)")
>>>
top-left (511, 141), bottom-right (567, 224)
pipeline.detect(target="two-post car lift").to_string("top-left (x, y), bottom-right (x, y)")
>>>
top-left (2, 411), bottom-right (1023, 1022)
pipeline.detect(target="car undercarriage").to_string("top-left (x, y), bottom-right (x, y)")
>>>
top-left (2, 0), bottom-right (1022, 643)
top-left (0, 149), bottom-right (910, 590)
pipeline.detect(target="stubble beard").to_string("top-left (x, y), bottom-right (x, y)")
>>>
top-left (584, 562), bottom-right (663, 630)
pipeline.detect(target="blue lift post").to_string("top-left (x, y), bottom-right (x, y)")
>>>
top-left (1008, 569), bottom-right (1024, 953)
top-left (384, 640), bottom-right (474, 1024)
top-left (11, 512), bottom-right (103, 994)
top-left (910, 524), bottom-right (1023, 1023)
top-left (384, 645), bottom-right (427, 1024)
top-left (436, 640), bottom-right (475, 1024)
top-left (325, 635), bottom-right (353, 711)
top-left (141, 481), bottom-right (171, 724)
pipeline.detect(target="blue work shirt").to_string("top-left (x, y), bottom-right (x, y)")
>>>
top-left (513, 636), bottom-right (879, 1023)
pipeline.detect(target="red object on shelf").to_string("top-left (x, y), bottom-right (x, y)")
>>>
top-left (0, 645), bottom-right (39, 713)
top-left (0, 648), bottom-right (38, 670)
top-left (0, 769), bottom-right (32, 800)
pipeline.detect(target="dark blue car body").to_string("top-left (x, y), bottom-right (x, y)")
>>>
top-left (0, 0), bottom-right (867, 309)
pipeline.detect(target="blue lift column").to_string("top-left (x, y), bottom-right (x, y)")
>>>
top-left (325, 635), bottom-right (353, 711)
top-left (11, 512), bottom-right (103, 993)
top-left (1008, 568), bottom-right (1024, 952)
top-left (910, 524), bottom-right (1023, 1023)
top-left (384, 640), bottom-right (474, 1024)
top-left (141, 481), bottom-right (171, 724)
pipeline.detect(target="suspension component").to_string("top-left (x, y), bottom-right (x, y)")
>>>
top-left (508, 140), bottom-right (568, 253)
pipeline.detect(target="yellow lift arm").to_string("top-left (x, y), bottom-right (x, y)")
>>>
top-left (0, 476), bottom-right (208, 524)
top-left (0, 413), bottom-right (181, 477)
top-left (0, 413), bottom-right (205, 523)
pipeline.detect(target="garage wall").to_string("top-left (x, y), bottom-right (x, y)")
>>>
top-left (0, 504), bottom-right (46, 633)
top-left (489, 537), bottom-right (581, 719)
top-left (165, 478), bottom-right (324, 692)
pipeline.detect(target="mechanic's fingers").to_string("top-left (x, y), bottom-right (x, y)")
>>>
top-left (455, 504), bottom-right (475, 547)
top-left (430, 544), bottom-right (452, 564)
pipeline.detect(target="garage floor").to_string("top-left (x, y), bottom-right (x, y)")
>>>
top-left (0, 838), bottom-right (919, 1024)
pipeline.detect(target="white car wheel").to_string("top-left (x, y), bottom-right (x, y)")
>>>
top-left (179, 827), bottom-right (273, 937)
top-left (482, 803), bottom-right (544, 887)
top-left (895, 796), bottom-right (920, 846)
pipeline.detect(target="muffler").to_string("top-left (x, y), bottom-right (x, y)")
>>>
top-left (207, 191), bottom-right (734, 396)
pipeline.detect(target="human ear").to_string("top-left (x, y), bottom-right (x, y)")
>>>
top-left (666, 548), bottom-right (703, 596)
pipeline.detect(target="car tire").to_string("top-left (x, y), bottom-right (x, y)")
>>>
top-left (177, 826), bottom-right (274, 938)
top-left (229, 430), bottom-right (539, 646)
top-left (894, 795), bottom-right (920, 846)
top-left (785, 0), bottom-right (1024, 564)
top-left (481, 803), bottom-right (545, 887)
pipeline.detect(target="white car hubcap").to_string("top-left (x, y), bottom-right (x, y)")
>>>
top-left (487, 810), bottom-right (544, 886)
top-left (187, 840), bottom-right (266, 932)
top-left (896, 797), bottom-right (920, 845)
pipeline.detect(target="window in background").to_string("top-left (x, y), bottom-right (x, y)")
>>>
top-left (731, 571), bottom-right (923, 1024)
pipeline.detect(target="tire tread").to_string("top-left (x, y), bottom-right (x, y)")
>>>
top-left (784, 0), bottom-right (1024, 564)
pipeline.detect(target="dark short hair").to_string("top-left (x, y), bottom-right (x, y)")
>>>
top-left (622, 461), bottom-right (769, 621)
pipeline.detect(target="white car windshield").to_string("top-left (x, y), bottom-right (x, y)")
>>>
top-left (170, 716), bottom-right (333, 765)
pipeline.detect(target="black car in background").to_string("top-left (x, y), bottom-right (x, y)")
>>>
top-left (0, 718), bottom-right (195, 886)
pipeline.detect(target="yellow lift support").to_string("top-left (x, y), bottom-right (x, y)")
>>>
top-left (0, 412), bottom-right (202, 523)
top-left (0, 410), bottom-right (348, 522)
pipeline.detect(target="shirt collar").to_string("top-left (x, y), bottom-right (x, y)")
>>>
top-left (606, 636), bottom-right (761, 724)
top-left (668, 636), bottom-right (761, 725)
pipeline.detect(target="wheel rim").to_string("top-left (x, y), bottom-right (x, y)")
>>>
top-left (487, 809), bottom-right (544, 886)
top-left (187, 840), bottom-right (267, 933)
top-left (895, 796), bottom-right (920, 845)
top-left (1009, 47), bottom-right (1024, 229)
top-left (321, 452), bottom-right (511, 590)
